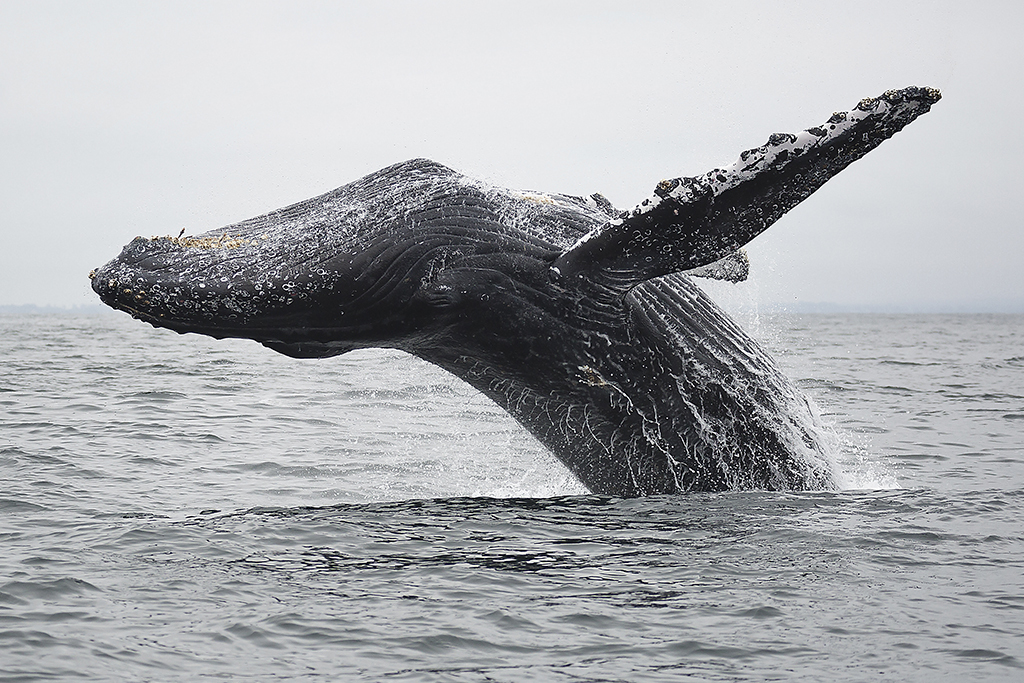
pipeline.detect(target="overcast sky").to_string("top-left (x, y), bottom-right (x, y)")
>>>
top-left (2, 0), bottom-right (1022, 311)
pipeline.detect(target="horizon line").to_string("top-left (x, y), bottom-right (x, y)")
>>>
top-left (3, 302), bottom-right (1023, 316)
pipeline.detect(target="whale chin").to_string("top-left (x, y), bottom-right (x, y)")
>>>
top-left (257, 340), bottom-right (357, 359)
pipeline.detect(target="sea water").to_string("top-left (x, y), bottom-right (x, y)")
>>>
top-left (1, 311), bottom-right (1022, 681)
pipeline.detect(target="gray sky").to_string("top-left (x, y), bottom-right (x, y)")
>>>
top-left (2, 0), bottom-right (1022, 311)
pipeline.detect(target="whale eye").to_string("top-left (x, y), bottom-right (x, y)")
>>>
top-left (416, 282), bottom-right (462, 309)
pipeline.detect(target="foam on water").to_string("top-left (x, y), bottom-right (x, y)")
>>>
top-left (697, 277), bottom-right (905, 493)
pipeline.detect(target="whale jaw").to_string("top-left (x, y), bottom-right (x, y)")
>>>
top-left (89, 235), bottom-right (372, 356)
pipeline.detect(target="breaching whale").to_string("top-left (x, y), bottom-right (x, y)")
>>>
top-left (91, 87), bottom-right (939, 497)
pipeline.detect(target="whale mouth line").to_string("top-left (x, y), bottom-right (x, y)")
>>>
top-left (99, 294), bottom-right (363, 359)
top-left (100, 297), bottom-right (246, 338)
top-left (97, 294), bottom-right (266, 339)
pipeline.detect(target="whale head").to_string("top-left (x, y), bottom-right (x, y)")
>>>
top-left (90, 159), bottom-right (583, 359)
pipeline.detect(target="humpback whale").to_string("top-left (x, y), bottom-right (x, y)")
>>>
top-left (91, 87), bottom-right (939, 497)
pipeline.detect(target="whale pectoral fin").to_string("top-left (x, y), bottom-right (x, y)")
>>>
top-left (686, 249), bottom-right (749, 283)
top-left (552, 86), bottom-right (940, 292)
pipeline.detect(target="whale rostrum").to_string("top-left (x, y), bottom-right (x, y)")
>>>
top-left (91, 86), bottom-right (940, 497)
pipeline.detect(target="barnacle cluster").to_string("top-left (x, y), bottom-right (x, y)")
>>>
top-left (153, 234), bottom-right (256, 249)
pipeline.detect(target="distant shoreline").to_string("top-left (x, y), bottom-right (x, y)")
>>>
top-left (0, 304), bottom-right (118, 316)
top-left (2, 303), bottom-right (1021, 317)
top-left (771, 301), bottom-right (1024, 314)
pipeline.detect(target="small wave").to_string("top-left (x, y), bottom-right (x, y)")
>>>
top-left (944, 648), bottom-right (1021, 669)
top-left (0, 498), bottom-right (50, 512)
top-left (796, 378), bottom-right (853, 392)
top-left (0, 578), bottom-right (101, 601)
top-left (732, 605), bottom-right (784, 619)
top-left (118, 390), bottom-right (189, 402)
top-left (941, 390), bottom-right (1024, 402)
top-left (879, 359), bottom-right (940, 367)
top-left (64, 402), bottom-right (105, 412)
top-left (877, 384), bottom-right (918, 395)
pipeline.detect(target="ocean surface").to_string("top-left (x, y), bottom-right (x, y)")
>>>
top-left (2, 309), bottom-right (1022, 681)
